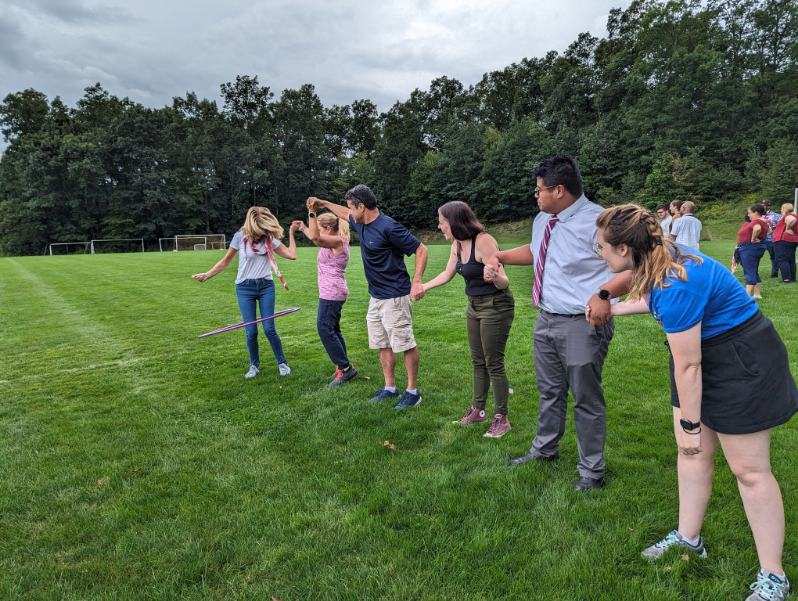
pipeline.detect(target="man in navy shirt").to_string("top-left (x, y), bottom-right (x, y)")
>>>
top-left (308, 185), bottom-right (429, 410)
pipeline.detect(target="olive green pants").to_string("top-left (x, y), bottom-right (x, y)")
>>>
top-left (466, 289), bottom-right (515, 415)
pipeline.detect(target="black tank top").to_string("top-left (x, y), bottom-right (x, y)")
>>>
top-left (456, 235), bottom-right (500, 297)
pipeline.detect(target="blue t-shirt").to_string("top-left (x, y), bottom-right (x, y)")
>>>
top-left (349, 213), bottom-right (420, 300)
top-left (649, 247), bottom-right (759, 340)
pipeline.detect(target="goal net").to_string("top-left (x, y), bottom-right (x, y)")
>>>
top-left (158, 237), bottom-right (177, 252)
top-left (90, 238), bottom-right (145, 254)
top-left (174, 234), bottom-right (226, 251)
top-left (49, 241), bottom-right (90, 255)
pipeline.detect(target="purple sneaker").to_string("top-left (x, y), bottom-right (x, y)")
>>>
top-left (453, 405), bottom-right (486, 426)
top-left (484, 414), bottom-right (511, 438)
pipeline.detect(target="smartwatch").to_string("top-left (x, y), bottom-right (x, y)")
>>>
top-left (308, 212), bottom-right (317, 218)
top-left (679, 418), bottom-right (701, 432)
top-left (597, 289), bottom-right (611, 301)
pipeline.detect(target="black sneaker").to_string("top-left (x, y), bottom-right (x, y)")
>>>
top-left (394, 390), bottom-right (422, 411)
top-left (329, 366), bottom-right (358, 388)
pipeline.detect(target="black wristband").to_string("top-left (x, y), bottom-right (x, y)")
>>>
top-left (308, 212), bottom-right (316, 218)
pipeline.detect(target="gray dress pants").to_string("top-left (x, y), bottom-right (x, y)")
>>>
top-left (531, 311), bottom-right (614, 478)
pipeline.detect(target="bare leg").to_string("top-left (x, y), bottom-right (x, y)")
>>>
top-left (719, 429), bottom-right (785, 575)
top-left (404, 346), bottom-right (419, 390)
top-left (379, 348), bottom-right (396, 389)
top-left (673, 408), bottom-right (718, 539)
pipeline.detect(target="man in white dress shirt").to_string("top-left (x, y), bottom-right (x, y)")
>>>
top-left (495, 156), bottom-right (631, 491)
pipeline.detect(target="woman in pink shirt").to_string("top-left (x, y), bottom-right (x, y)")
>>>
top-left (293, 207), bottom-right (357, 387)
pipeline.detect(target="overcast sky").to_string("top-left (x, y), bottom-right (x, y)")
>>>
top-left (1, 0), bottom-right (630, 116)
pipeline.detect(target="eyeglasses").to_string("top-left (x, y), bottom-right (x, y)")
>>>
top-left (534, 183), bottom-right (559, 197)
top-left (593, 241), bottom-right (604, 257)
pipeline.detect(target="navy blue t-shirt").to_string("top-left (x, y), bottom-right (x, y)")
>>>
top-left (349, 213), bottom-right (420, 300)
top-left (649, 246), bottom-right (759, 340)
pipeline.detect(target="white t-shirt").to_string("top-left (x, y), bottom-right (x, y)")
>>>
top-left (660, 215), bottom-right (673, 235)
top-left (671, 214), bottom-right (702, 249)
top-left (229, 230), bottom-right (283, 284)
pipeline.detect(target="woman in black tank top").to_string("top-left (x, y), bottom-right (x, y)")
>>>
top-left (420, 201), bottom-right (516, 438)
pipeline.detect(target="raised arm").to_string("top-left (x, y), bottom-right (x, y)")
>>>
top-left (192, 247), bottom-right (237, 282)
top-left (275, 228), bottom-right (297, 260)
top-left (421, 243), bottom-right (458, 294)
top-left (300, 216), bottom-right (343, 250)
top-left (309, 196), bottom-right (351, 222)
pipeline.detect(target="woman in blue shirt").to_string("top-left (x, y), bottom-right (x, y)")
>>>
top-left (592, 204), bottom-right (797, 601)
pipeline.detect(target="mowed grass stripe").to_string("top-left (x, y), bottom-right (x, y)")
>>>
top-left (0, 241), bottom-right (796, 600)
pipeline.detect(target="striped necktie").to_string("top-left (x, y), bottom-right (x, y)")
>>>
top-left (532, 215), bottom-right (559, 306)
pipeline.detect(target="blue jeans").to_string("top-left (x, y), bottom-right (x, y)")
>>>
top-left (765, 240), bottom-right (778, 276)
top-left (235, 278), bottom-right (286, 367)
top-left (738, 242), bottom-right (766, 285)
top-left (317, 299), bottom-right (350, 369)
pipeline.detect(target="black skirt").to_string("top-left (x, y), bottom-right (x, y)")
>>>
top-left (669, 312), bottom-right (798, 434)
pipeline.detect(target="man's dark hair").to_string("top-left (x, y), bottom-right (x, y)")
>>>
top-left (534, 155), bottom-right (583, 198)
top-left (750, 203), bottom-right (765, 216)
top-left (657, 204), bottom-right (670, 212)
top-left (344, 184), bottom-right (378, 210)
top-left (438, 201), bottom-right (484, 241)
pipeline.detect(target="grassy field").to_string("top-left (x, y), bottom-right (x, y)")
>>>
top-left (1, 237), bottom-right (796, 600)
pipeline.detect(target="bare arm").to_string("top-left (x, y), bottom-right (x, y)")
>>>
top-left (301, 216), bottom-right (343, 250)
top-left (310, 196), bottom-right (351, 222)
top-left (192, 247), bottom-right (237, 281)
top-left (410, 243), bottom-right (429, 300)
top-left (495, 244), bottom-right (533, 266)
top-left (422, 243), bottom-right (458, 292)
top-left (586, 270), bottom-right (635, 326)
top-left (477, 234), bottom-right (509, 290)
top-left (786, 215), bottom-right (797, 234)
top-left (751, 223), bottom-right (762, 243)
top-left (610, 296), bottom-right (649, 316)
top-left (668, 323), bottom-right (703, 454)
top-left (274, 230), bottom-right (297, 260)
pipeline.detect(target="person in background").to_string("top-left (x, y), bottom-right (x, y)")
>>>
top-left (669, 201), bottom-right (702, 250)
top-left (736, 204), bottom-right (769, 299)
top-left (729, 213), bottom-right (751, 273)
top-left (307, 185), bottom-right (429, 411)
top-left (594, 203), bottom-right (796, 601)
top-left (193, 206), bottom-right (296, 379)
top-left (773, 203), bottom-right (798, 284)
top-left (657, 205), bottom-right (673, 237)
top-left (293, 208), bottom-right (357, 387)
top-left (762, 200), bottom-right (782, 278)
top-left (668, 200), bottom-right (683, 233)
top-left (421, 201), bottom-right (515, 438)
top-left (496, 155), bottom-right (633, 492)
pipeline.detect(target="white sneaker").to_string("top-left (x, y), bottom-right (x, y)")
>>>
top-left (244, 365), bottom-right (260, 379)
top-left (277, 363), bottom-right (291, 376)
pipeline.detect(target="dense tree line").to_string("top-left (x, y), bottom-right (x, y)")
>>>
top-left (1, 0), bottom-right (796, 255)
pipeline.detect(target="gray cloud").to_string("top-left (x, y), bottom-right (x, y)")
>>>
top-left (0, 0), bottom-right (630, 128)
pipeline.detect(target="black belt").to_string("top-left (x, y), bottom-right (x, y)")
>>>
top-left (541, 310), bottom-right (583, 319)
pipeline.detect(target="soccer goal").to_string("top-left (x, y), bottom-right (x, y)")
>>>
top-left (49, 241), bottom-right (90, 255)
top-left (158, 237), bottom-right (177, 252)
top-left (89, 238), bottom-right (145, 254)
top-left (174, 234), bottom-right (226, 251)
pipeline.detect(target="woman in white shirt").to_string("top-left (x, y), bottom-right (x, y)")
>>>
top-left (193, 206), bottom-right (297, 379)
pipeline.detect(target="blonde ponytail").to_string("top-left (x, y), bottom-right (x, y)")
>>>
top-left (242, 206), bottom-right (284, 245)
top-left (596, 204), bottom-right (701, 300)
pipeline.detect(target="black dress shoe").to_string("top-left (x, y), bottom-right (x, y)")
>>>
top-left (509, 451), bottom-right (559, 466)
top-left (574, 476), bottom-right (605, 492)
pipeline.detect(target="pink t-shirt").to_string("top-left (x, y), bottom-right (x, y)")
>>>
top-left (317, 242), bottom-right (349, 301)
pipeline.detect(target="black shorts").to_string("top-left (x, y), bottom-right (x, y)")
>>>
top-left (669, 312), bottom-right (798, 434)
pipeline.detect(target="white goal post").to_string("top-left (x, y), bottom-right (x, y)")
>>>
top-left (90, 238), bottom-right (145, 254)
top-left (49, 241), bottom-right (90, 255)
top-left (174, 234), bottom-right (226, 251)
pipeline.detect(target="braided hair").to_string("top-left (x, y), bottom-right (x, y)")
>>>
top-left (596, 204), bottom-right (701, 300)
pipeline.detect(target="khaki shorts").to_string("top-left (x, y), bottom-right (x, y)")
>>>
top-left (367, 295), bottom-right (417, 353)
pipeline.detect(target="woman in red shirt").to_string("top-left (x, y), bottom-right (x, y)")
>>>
top-left (773, 203), bottom-right (798, 283)
top-left (736, 203), bottom-right (769, 299)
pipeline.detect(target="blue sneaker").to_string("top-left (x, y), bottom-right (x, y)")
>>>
top-left (394, 390), bottom-right (422, 411)
top-left (368, 388), bottom-right (399, 404)
top-left (746, 570), bottom-right (790, 601)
